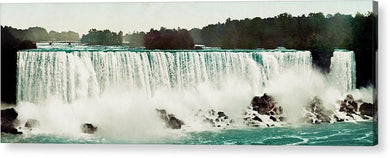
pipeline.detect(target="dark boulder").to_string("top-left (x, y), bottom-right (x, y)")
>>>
top-left (81, 123), bottom-right (97, 134)
top-left (156, 109), bottom-right (184, 129)
top-left (251, 93), bottom-right (281, 115)
top-left (359, 103), bottom-right (374, 117)
top-left (339, 94), bottom-right (358, 114)
top-left (1, 108), bottom-right (22, 134)
top-left (167, 114), bottom-right (184, 129)
top-left (269, 116), bottom-right (277, 121)
top-left (217, 111), bottom-right (227, 118)
top-left (253, 116), bottom-right (262, 122)
top-left (244, 94), bottom-right (284, 127)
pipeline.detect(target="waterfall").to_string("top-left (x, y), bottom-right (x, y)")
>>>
top-left (14, 47), bottom-right (366, 138)
top-left (17, 50), bottom-right (312, 103)
top-left (329, 50), bottom-right (356, 93)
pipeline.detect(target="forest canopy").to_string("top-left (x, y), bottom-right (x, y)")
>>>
top-left (143, 27), bottom-right (194, 49)
top-left (123, 32), bottom-right (146, 47)
top-left (80, 29), bottom-right (123, 45)
top-left (2, 26), bottom-right (80, 42)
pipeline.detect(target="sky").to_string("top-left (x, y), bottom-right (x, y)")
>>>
top-left (0, 0), bottom-right (373, 35)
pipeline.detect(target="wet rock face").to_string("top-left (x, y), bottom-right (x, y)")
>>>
top-left (339, 94), bottom-right (359, 114)
top-left (1, 108), bottom-right (22, 134)
top-left (304, 97), bottom-right (332, 124)
top-left (251, 93), bottom-right (282, 115)
top-left (196, 109), bottom-right (233, 128)
top-left (335, 94), bottom-right (376, 121)
top-left (81, 123), bottom-right (97, 134)
top-left (244, 94), bottom-right (284, 127)
top-left (156, 109), bottom-right (184, 129)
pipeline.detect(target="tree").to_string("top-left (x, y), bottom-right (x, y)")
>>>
top-left (124, 32), bottom-right (146, 47)
top-left (143, 28), bottom-right (194, 49)
top-left (80, 29), bottom-right (123, 45)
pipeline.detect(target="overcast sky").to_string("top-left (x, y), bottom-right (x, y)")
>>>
top-left (0, 0), bottom-right (373, 35)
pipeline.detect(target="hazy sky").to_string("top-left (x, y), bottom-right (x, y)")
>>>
top-left (0, 0), bottom-right (373, 35)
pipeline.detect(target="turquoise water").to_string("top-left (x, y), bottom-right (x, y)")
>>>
top-left (1, 121), bottom-right (376, 145)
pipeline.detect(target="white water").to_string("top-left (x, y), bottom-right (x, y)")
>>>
top-left (329, 50), bottom-right (356, 93)
top-left (15, 48), bottom-right (367, 140)
top-left (17, 50), bottom-right (312, 103)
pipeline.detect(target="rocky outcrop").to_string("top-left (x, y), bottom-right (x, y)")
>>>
top-left (81, 123), bottom-right (97, 134)
top-left (250, 93), bottom-right (282, 115)
top-left (195, 109), bottom-right (233, 128)
top-left (335, 94), bottom-right (375, 121)
top-left (156, 109), bottom-right (184, 129)
top-left (244, 94), bottom-right (284, 127)
top-left (304, 97), bottom-right (332, 124)
top-left (339, 94), bottom-right (359, 114)
top-left (1, 108), bottom-right (22, 134)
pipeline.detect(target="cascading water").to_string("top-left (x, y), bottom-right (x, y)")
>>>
top-left (17, 49), bottom-right (312, 103)
top-left (328, 50), bottom-right (356, 93)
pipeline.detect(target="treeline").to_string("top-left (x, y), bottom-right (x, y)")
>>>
top-left (123, 28), bottom-right (194, 49)
top-left (48, 31), bottom-right (79, 41)
top-left (2, 26), bottom-right (80, 42)
top-left (80, 29), bottom-right (123, 45)
top-left (123, 28), bottom-right (195, 49)
top-left (143, 28), bottom-right (194, 49)
top-left (123, 32), bottom-right (145, 47)
top-left (196, 13), bottom-right (355, 49)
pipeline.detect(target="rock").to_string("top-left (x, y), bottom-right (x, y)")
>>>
top-left (244, 94), bottom-right (285, 127)
top-left (167, 114), bottom-right (183, 129)
top-left (217, 112), bottom-right (226, 118)
top-left (1, 108), bottom-right (22, 134)
top-left (251, 93), bottom-right (281, 115)
top-left (359, 103), bottom-right (374, 117)
top-left (269, 116), bottom-right (277, 121)
top-left (339, 94), bottom-right (358, 114)
top-left (25, 119), bottom-right (40, 130)
top-left (253, 116), bottom-right (262, 122)
top-left (334, 94), bottom-right (377, 121)
top-left (195, 109), bottom-right (233, 128)
top-left (304, 97), bottom-right (331, 124)
top-left (156, 109), bottom-right (184, 129)
top-left (81, 123), bottom-right (97, 134)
